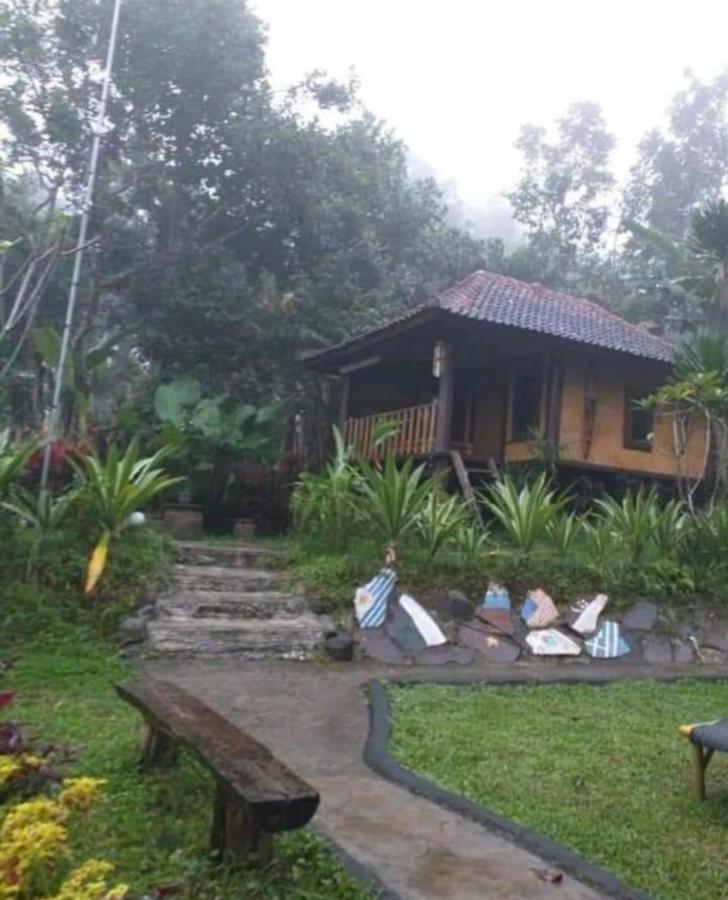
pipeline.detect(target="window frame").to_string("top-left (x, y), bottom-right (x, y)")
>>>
top-left (623, 386), bottom-right (654, 452)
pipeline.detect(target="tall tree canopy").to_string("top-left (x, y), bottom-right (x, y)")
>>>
top-left (0, 0), bottom-right (484, 431)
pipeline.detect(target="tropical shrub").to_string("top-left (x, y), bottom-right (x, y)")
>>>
top-left (454, 521), bottom-right (490, 566)
top-left (415, 488), bottom-right (469, 560)
top-left (546, 511), bottom-right (578, 555)
top-left (358, 454), bottom-right (432, 560)
top-left (479, 473), bottom-right (567, 554)
top-left (0, 430), bottom-right (35, 498)
top-left (290, 427), bottom-right (361, 548)
top-left (594, 488), bottom-right (683, 566)
top-left (71, 440), bottom-right (182, 593)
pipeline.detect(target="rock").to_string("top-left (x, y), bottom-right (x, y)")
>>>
top-left (118, 616), bottom-right (147, 645)
top-left (525, 629), bottom-right (581, 656)
top-left (642, 636), bottom-right (673, 664)
top-left (456, 622), bottom-right (521, 662)
top-left (437, 590), bottom-right (475, 621)
top-left (325, 631), bottom-right (354, 662)
top-left (318, 615), bottom-right (338, 636)
top-left (566, 594), bottom-right (608, 636)
top-left (520, 589), bottom-right (559, 629)
top-left (359, 628), bottom-right (409, 664)
top-left (672, 640), bottom-right (695, 664)
top-left (136, 604), bottom-right (156, 621)
top-left (697, 646), bottom-right (728, 666)
top-left (415, 645), bottom-right (474, 666)
top-left (584, 621), bottom-right (630, 659)
top-left (622, 601), bottom-right (658, 632)
top-left (699, 628), bottom-right (728, 653)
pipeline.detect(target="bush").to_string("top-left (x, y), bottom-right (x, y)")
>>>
top-left (1, 524), bottom-right (171, 640)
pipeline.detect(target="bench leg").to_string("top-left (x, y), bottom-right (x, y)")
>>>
top-left (139, 719), bottom-right (179, 769)
top-left (211, 783), bottom-right (273, 867)
top-left (690, 744), bottom-right (714, 800)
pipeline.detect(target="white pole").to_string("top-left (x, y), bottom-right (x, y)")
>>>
top-left (40, 0), bottom-right (123, 493)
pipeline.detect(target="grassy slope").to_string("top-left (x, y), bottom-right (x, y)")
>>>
top-left (388, 680), bottom-right (728, 900)
top-left (1, 631), bottom-right (372, 899)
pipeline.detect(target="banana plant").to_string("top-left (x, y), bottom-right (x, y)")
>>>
top-left (71, 440), bottom-right (183, 594)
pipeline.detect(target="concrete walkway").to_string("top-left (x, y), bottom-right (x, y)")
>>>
top-left (144, 658), bottom-right (728, 899)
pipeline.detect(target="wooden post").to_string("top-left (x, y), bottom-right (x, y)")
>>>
top-left (338, 374), bottom-right (351, 432)
top-left (139, 720), bottom-right (179, 769)
top-left (211, 783), bottom-right (273, 866)
top-left (434, 342), bottom-right (454, 453)
top-left (690, 743), bottom-right (714, 800)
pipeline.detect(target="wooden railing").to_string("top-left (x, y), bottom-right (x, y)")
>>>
top-left (344, 400), bottom-right (439, 460)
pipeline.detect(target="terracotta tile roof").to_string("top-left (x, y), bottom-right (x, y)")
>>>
top-left (437, 270), bottom-right (673, 362)
top-left (304, 270), bottom-right (673, 366)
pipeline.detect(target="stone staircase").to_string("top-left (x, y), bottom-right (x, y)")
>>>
top-left (145, 541), bottom-right (327, 659)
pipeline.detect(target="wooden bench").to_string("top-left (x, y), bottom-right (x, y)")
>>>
top-left (679, 718), bottom-right (728, 799)
top-left (115, 678), bottom-right (320, 864)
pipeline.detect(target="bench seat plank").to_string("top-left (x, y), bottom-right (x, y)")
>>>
top-left (116, 679), bottom-right (319, 833)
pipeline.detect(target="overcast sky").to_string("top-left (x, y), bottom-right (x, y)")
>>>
top-left (253, 0), bottom-right (727, 211)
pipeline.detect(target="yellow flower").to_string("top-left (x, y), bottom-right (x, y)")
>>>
top-left (58, 778), bottom-right (106, 814)
top-left (0, 820), bottom-right (68, 885)
top-left (1, 798), bottom-right (60, 837)
top-left (0, 757), bottom-right (21, 789)
top-left (46, 859), bottom-right (128, 900)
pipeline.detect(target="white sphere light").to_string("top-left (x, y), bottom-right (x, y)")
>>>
top-left (128, 511), bottom-right (146, 527)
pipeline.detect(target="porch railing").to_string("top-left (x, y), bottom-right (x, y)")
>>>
top-left (344, 400), bottom-right (439, 460)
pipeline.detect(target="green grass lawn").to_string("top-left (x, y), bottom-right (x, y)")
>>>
top-left (388, 680), bottom-right (728, 900)
top-left (1, 631), bottom-right (373, 899)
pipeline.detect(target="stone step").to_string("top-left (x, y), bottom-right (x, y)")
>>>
top-left (170, 564), bottom-right (285, 593)
top-left (146, 614), bottom-right (323, 659)
top-left (157, 589), bottom-right (308, 620)
top-left (174, 541), bottom-right (285, 570)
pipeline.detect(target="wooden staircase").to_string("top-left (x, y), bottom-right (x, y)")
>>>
top-left (449, 450), bottom-right (500, 525)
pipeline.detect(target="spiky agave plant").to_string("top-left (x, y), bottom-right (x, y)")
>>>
top-left (358, 453), bottom-right (432, 563)
top-left (479, 472), bottom-right (567, 554)
top-left (72, 440), bottom-right (182, 593)
top-left (415, 487), bottom-right (469, 560)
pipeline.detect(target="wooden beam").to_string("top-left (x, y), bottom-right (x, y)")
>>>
top-left (435, 341), bottom-right (455, 452)
top-left (338, 375), bottom-right (350, 431)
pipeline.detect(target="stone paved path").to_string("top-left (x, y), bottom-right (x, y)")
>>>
top-left (143, 657), bottom-right (726, 899)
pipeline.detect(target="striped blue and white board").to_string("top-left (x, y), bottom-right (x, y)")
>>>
top-left (355, 568), bottom-right (397, 628)
top-left (585, 620), bottom-right (630, 659)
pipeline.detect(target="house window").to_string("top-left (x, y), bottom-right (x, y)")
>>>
top-left (624, 388), bottom-right (653, 451)
top-left (511, 368), bottom-right (542, 441)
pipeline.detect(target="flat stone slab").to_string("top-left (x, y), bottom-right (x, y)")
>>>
top-left (622, 601), bottom-right (658, 632)
top-left (700, 627), bottom-right (728, 653)
top-left (171, 564), bottom-right (284, 593)
top-left (157, 590), bottom-right (308, 620)
top-left (415, 645), bottom-right (474, 666)
top-left (672, 639), bottom-right (695, 664)
top-left (423, 590), bottom-right (474, 623)
top-left (456, 622), bottom-right (521, 662)
top-left (642, 636), bottom-right (673, 665)
top-left (359, 628), bottom-right (408, 665)
top-left (146, 614), bottom-right (324, 659)
top-left (174, 541), bottom-right (284, 569)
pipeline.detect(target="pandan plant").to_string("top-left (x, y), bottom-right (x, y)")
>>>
top-left (72, 440), bottom-right (182, 593)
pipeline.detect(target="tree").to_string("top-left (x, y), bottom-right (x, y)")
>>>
top-left (623, 69), bottom-right (728, 239)
top-left (0, 0), bottom-right (485, 452)
top-left (506, 102), bottom-right (616, 292)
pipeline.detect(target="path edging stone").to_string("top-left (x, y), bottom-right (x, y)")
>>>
top-left (363, 675), bottom-right (708, 900)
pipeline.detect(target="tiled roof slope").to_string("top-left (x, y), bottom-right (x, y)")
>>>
top-left (437, 270), bottom-right (673, 362)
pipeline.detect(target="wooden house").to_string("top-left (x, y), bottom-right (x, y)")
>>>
top-left (304, 270), bottom-right (706, 482)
